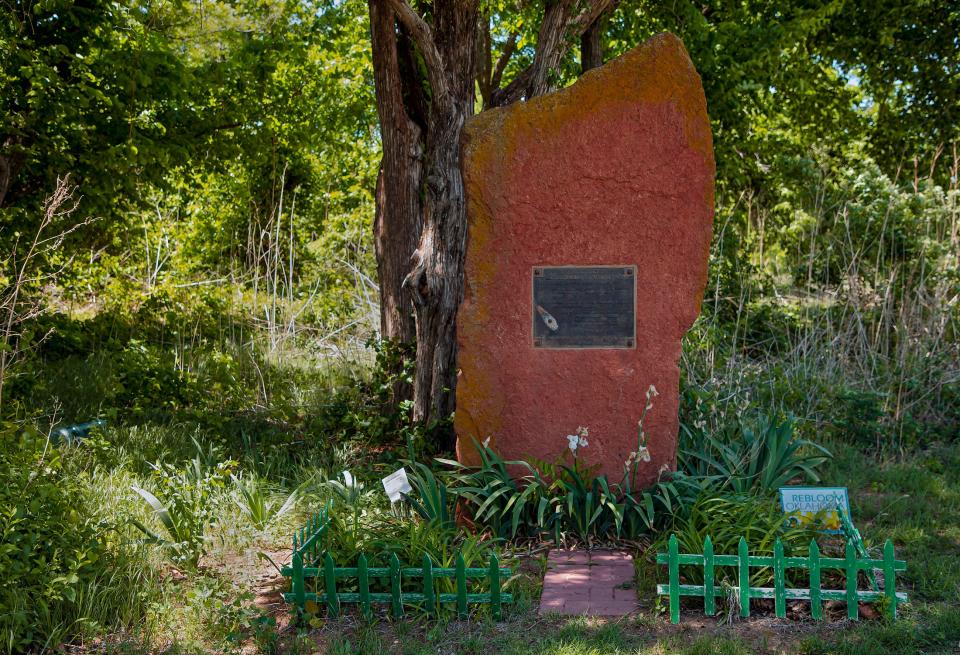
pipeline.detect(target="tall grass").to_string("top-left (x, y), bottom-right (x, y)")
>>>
top-left (684, 159), bottom-right (959, 450)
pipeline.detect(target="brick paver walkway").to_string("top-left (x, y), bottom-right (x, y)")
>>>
top-left (538, 549), bottom-right (637, 616)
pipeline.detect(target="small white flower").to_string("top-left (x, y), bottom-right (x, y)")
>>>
top-left (578, 436), bottom-right (588, 448)
top-left (638, 446), bottom-right (651, 462)
top-left (625, 451), bottom-right (638, 467)
top-left (566, 434), bottom-right (580, 452)
top-left (577, 426), bottom-right (589, 438)
top-left (645, 401), bottom-right (654, 411)
top-left (646, 384), bottom-right (659, 400)
top-left (482, 436), bottom-right (491, 448)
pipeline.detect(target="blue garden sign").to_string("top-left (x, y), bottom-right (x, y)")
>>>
top-left (779, 486), bottom-right (850, 534)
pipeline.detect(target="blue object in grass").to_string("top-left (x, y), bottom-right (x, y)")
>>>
top-left (54, 419), bottom-right (107, 444)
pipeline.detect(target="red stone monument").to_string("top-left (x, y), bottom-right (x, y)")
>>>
top-left (455, 33), bottom-right (714, 486)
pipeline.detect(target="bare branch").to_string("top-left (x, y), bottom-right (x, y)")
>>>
top-left (0, 175), bottom-right (87, 409)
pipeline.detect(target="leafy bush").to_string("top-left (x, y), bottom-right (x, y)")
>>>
top-left (131, 451), bottom-right (236, 569)
top-left (832, 388), bottom-right (887, 450)
top-left (444, 441), bottom-right (701, 543)
top-left (679, 414), bottom-right (831, 493)
top-left (0, 423), bottom-right (128, 652)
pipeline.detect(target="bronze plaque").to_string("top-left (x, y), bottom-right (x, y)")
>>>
top-left (532, 265), bottom-right (636, 348)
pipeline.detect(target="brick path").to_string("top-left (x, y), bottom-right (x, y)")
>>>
top-left (538, 549), bottom-right (637, 616)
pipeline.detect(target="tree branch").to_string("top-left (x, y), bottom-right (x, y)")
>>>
top-left (381, 0), bottom-right (451, 112)
top-left (489, 0), bottom-right (614, 107)
top-left (475, 14), bottom-right (492, 106)
top-left (490, 32), bottom-right (518, 92)
top-left (581, 6), bottom-right (612, 73)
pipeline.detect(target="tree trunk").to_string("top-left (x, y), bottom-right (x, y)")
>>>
top-left (405, 109), bottom-right (470, 429)
top-left (581, 13), bottom-right (605, 72)
top-left (402, 2), bottom-right (477, 436)
top-left (368, 0), bottom-right (611, 438)
top-left (369, 0), bottom-right (422, 402)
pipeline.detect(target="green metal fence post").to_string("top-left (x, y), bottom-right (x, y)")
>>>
top-left (292, 551), bottom-right (305, 615)
top-left (456, 551), bottom-right (468, 619)
top-left (423, 554), bottom-right (435, 617)
top-left (845, 541), bottom-right (859, 620)
top-left (809, 540), bottom-right (822, 620)
top-left (358, 552), bottom-right (371, 618)
top-left (738, 537), bottom-right (750, 618)
top-left (774, 538), bottom-right (786, 618)
top-left (883, 540), bottom-right (898, 620)
top-left (489, 552), bottom-right (502, 620)
top-left (324, 552), bottom-right (339, 618)
top-left (703, 535), bottom-right (715, 617)
top-left (668, 534), bottom-right (680, 624)
top-left (390, 553), bottom-right (403, 618)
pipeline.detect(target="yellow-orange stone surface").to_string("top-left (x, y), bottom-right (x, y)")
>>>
top-left (455, 33), bottom-right (715, 485)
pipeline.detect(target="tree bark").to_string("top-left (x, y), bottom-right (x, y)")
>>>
top-left (581, 12), bottom-right (606, 72)
top-left (396, 0), bottom-right (477, 434)
top-left (369, 0), bottom-right (422, 400)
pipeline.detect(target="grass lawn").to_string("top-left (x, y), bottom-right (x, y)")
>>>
top-left (292, 441), bottom-right (960, 655)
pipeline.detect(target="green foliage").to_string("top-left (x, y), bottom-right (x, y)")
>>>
top-left (665, 493), bottom-right (817, 586)
top-left (832, 389), bottom-right (888, 450)
top-left (0, 423), bottom-right (134, 652)
top-left (680, 414), bottom-right (832, 494)
top-left (403, 460), bottom-right (454, 530)
top-left (231, 474), bottom-right (300, 533)
top-left (131, 450), bottom-right (236, 569)
top-left (617, 472), bottom-right (704, 538)
top-left (0, 0), bottom-right (957, 650)
top-left (440, 442), bottom-right (538, 540)
top-left (176, 575), bottom-right (279, 655)
top-left (444, 441), bottom-right (700, 543)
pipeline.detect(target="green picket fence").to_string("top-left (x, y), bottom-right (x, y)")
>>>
top-left (657, 534), bottom-right (908, 623)
top-left (281, 503), bottom-right (513, 620)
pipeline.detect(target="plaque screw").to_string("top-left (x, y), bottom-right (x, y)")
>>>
top-left (536, 305), bottom-right (559, 331)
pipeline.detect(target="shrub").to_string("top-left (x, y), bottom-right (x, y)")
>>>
top-left (444, 441), bottom-right (701, 543)
top-left (131, 450), bottom-right (236, 569)
top-left (0, 423), bottom-right (121, 651)
top-left (679, 414), bottom-right (831, 493)
top-left (832, 388), bottom-right (887, 450)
